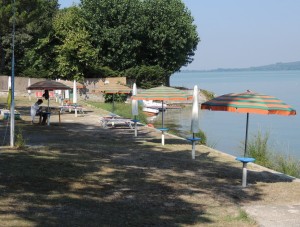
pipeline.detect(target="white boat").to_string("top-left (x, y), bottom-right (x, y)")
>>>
top-left (142, 107), bottom-right (159, 116)
top-left (143, 100), bottom-right (166, 111)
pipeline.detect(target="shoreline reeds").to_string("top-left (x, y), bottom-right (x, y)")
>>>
top-left (246, 130), bottom-right (300, 178)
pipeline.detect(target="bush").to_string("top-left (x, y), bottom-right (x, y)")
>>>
top-left (195, 130), bottom-right (207, 145)
top-left (15, 127), bottom-right (26, 149)
top-left (104, 94), bottom-right (128, 103)
top-left (200, 89), bottom-right (215, 100)
top-left (7, 88), bottom-right (12, 109)
top-left (123, 65), bottom-right (168, 88)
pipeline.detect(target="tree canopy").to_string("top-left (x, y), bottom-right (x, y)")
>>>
top-left (81, 0), bottom-right (199, 85)
top-left (52, 7), bottom-right (98, 81)
top-left (0, 0), bottom-right (199, 86)
top-left (0, 0), bottom-right (59, 76)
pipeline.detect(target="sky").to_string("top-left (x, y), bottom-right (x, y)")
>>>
top-left (58, 0), bottom-right (300, 70)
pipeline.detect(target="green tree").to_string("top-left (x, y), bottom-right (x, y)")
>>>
top-left (140, 0), bottom-right (199, 85)
top-left (81, 0), bottom-right (199, 86)
top-left (0, 0), bottom-right (59, 76)
top-left (81, 0), bottom-right (143, 71)
top-left (23, 33), bottom-right (59, 78)
top-left (124, 65), bottom-right (166, 89)
top-left (24, 6), bottom-right (116, 80)
top-left (52, 6), bottom-right (99, 81)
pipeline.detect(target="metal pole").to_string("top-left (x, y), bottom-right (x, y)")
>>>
top-left (244, 113), bottom-right (249, 157)
top-left (134, 116), bottom-right (137, 137)
top-left (192, 133), bottom-right (195, 159)
top-left (161, 101), bottom-right (164, 128)
top-left (73, 80), bottom-right (77, 117)
top-left (161, 131), bottom-right (165, 145)
top-left (242, 162), bottom-right (248, 187)
top-left (112, 94), bottom-right (115, 113)
top-left (10, 0), bottom-right (16, 147)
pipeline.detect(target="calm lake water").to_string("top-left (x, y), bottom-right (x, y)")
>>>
top-left (153, 70), bottom-right (300, 159)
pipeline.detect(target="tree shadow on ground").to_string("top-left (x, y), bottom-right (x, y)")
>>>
top-left (0, 117), bottom-right (296, 226)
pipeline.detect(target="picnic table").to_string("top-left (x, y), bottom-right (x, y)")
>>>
top-left (99, 114), bottom-right (133, 129)
top-left (59, 104), bottom-right (84, 114)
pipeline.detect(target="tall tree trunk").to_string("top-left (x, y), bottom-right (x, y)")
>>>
top-left (166, 75), bottom-right (170, 86)
top-left (0, 38), bottom-right (4, 73)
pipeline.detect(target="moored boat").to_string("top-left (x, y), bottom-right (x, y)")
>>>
top-left (143, 100), bottom-right (167, 112)
top-left (142, 107), bottom-right (159, 116)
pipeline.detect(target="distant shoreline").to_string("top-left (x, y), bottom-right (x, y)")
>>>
top-left (182, 60), bottom-right (300, 72)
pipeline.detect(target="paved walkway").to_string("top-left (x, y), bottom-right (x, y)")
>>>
top-left (244, 204), bottom-right (300, 227)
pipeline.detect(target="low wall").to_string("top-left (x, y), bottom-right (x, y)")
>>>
top-left (0, 76), bottom-right (200, 103)
top-left (0, 76), bottom-right (126, 102)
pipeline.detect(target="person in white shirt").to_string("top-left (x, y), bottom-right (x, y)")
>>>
top-left (30, 99), bottom-right (47, 124)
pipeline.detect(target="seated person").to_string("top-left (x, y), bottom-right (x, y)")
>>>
top-left (30, 99), bottom-right (48, 124)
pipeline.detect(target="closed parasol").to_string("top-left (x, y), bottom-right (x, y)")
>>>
top-left (131, 83), bottom-right (139, 137)
top-left (189, 85), bottom-right (200, 159)
top-left (27, 78), bottom-right (31, 100)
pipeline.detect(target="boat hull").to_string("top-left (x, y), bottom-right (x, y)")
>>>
top-left (142, 107), bottom-right (159, 116)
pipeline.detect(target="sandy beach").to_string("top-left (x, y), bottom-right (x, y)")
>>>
top-left (0, 96), bottom-right (300, 226)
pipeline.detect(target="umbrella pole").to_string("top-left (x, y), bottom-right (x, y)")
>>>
top-left (112, 94), bottom-right (115, 113)
top-left (134, 115), bottom-right (137, 137)
top-left (44, 98), bottom-right (50, 126)
top-left (244, 113), bottom-right (249, 157)
top-left (161, 101), bottom-right (164, 128)
top-left (192, 133), bottom-right (196, 159)
top-left (161, 101), bottom-right (165, 145)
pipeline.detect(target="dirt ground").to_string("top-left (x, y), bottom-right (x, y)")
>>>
top-left (0, 96), bottom-right (300, 226)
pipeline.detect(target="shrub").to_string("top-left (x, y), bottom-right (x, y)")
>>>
top-left (245, 130), bottom-right (271, 167)
top-left (15, 127), bottom-right (26, 149)
top-left (195, 129), bottom-right (207, 145)
top-left (123, 65), bottom-right (167, 88)
top-left (7, 88), bottom-right (12, 109)
top-left (200, 89), bottom-right (215, 100)
top-left (104, 94), bottom-right (128, 103)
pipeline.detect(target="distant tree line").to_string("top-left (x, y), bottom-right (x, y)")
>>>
top-left (0, 0), bottom-right (199, 88)
top-left (194, 61), bottom-right (300, 73)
